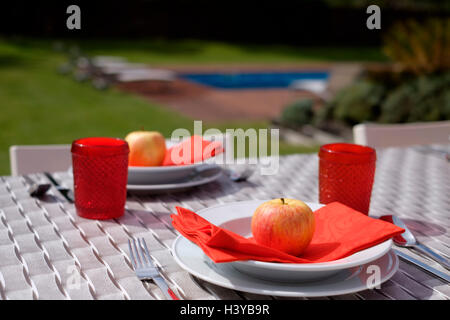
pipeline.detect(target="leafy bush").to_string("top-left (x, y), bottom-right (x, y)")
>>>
top-left (383, 18), bottom-right (450, 75)
top-left (309, 18), bottom-right (450, 127)
top-left (281, 18), bottom-right (450, 128)
top-left (316, 73), bottom-right (450, 125)
top-left (327, 81), bottom-right (385, 125)
top-left (380, 73), bottom-right (450, 123)
top-left (279, 99), bottom-right (314, 128)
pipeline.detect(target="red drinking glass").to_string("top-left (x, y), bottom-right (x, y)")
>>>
top-left (71, 137), bottom-right (129, 220)
top-left (319, 143), bottom-right (376, 215)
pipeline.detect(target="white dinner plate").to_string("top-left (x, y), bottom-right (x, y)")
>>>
top-left (195, 200), bottom-right (392, 282)
top-left (172, 236), bottom-right (399, 297)
top-left (128, 162), bottom-right (219, 185)
top-left (127, 166), bottom-right (222, 194)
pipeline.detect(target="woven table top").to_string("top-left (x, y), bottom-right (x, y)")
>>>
top-left (0, 144), bottom-right (449, 300)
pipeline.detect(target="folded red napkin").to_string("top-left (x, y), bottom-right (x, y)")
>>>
top-left (171, 202), bottom-right (405, 263)
top-left (163, 135), bottom-right (224, 166)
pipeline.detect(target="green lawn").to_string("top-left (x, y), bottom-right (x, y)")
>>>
top-left (0, 38), bottom-right (383, 175)
top-left (0, 39), bottom-right (196, 175)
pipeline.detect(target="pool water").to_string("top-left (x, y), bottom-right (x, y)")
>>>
top-left (181, 71), bottom-right (329, 89)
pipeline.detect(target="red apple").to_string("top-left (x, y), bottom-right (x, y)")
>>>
top-left (251, 198), bottom-right (315, 256)
top-left (125, 131), bottom-right (166, 166)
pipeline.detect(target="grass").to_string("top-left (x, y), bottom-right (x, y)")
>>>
top-left (0, 37), bottom-right (381, 175)
top-left (0, 39), bottom-right (193, 175)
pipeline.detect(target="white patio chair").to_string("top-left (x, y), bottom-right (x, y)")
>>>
top-left (353, 121), bottom-right (450, 148)
top-left (9, 145), bottom-right (71, 176)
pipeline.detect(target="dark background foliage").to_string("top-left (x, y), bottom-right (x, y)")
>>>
top-left (2, 0), bottom-right (449, 46)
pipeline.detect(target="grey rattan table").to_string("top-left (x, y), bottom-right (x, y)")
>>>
top-left (0, 144), bottom-right (449, 300)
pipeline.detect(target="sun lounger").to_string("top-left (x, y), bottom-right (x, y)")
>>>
top-left (115, 69), bottom-right (176, 82)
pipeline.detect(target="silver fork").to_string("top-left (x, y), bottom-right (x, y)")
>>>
top-left (128, 238), bottom-right (179, 300)
top-left (23, 175), bottom-right (51, 197)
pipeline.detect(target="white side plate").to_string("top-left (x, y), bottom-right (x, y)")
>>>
top-left (127, 167), bottom-right (222, 194)
top-left (172, 236), bottom-right (398, 297)
top-left (195, 200), bottom-right (392, 282)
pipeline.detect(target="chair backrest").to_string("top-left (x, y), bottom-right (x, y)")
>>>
top-left (353, 121), bottom-right (450, 148)
top-left (9, 145), bottom-right (71, 176)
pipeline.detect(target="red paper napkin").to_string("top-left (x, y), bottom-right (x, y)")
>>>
top-left (171, 202), bottom-right (405, 263)
top-left (163, 135), bottom-right (224, 166)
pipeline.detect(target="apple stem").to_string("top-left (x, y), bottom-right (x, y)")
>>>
top-left (280, 198), bottom-right (285, 204)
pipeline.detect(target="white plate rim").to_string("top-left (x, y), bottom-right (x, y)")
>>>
top-left (127, 168), bottom-right (222, 191)
top-left (195, 199), bottom-right (392, 271)
top-left (128, 161), bottom-right (206, 172)
top-left (171, 236), bottom-right (399, 297)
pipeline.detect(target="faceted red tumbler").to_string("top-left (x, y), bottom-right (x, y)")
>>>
top-left (319, 143), bottom-right (376, 215)
top-left (71, 137), bottom-right (129, 220)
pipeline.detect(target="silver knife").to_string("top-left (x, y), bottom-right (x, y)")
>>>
top-left (394, 249), bottom-right (450, 283)
top-left (44, 172), bottom-right (74, 203)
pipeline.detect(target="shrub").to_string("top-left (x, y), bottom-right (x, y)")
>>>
top-left (383, 18), bottom-right (450, 75)
top-left (324, 80), bottom-right (385, 125)
top-left (279, 99), bottom-right (314, 128)
top-left (316, 73), bottom-right (450, 125)
top-left (286, 18), bottom-right (450, 127)
top-left (380, 73), bottom-right (450, 123)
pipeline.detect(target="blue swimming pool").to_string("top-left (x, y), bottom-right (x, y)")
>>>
top-left (181, 71), bottom-right (329, 89)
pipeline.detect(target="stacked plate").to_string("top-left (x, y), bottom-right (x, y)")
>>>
top-left (172, 200), bottom-right (399, 297)
top-left (127, 138), bottom-right (223, 194)
top-left (127, 162), bottom-right (222, 194)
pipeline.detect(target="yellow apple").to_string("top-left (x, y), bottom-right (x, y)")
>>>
top-left (251, 198), bottom-right (315, 256)
top-left (125, 131), bottom-right (166, 166)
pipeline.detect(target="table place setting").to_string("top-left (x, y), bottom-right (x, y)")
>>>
top-left (68, 137), bottom-right (450, 298)
top-left (170, 200), bottom-right (404, 297)
top-left (117, 134), bottom-right (251, 194)
top-left (1, 133), bottom-right (449, 300)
